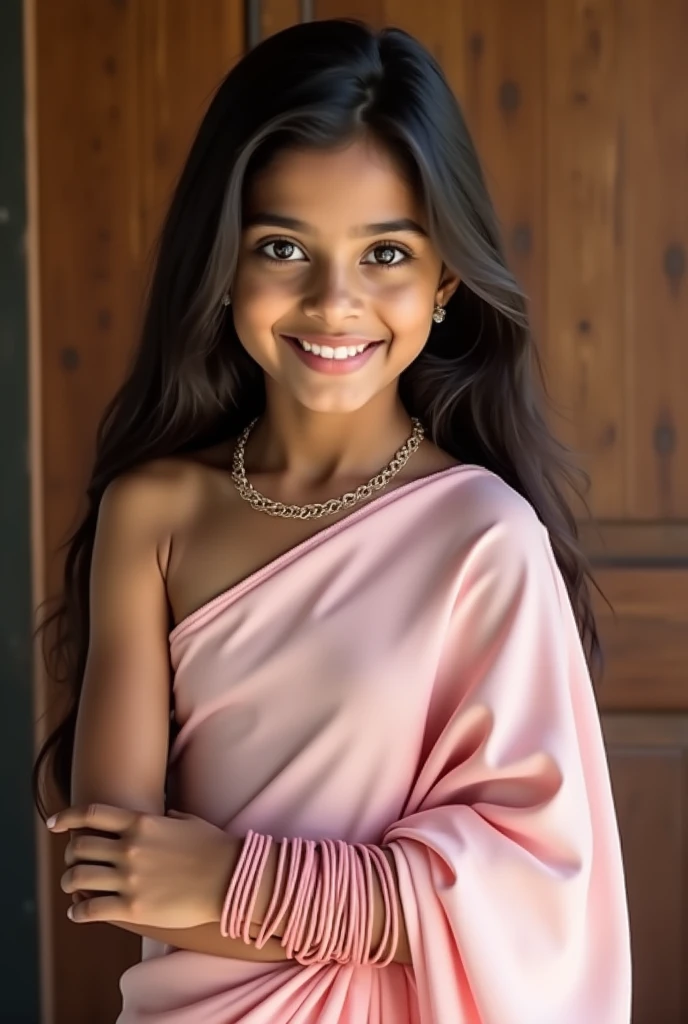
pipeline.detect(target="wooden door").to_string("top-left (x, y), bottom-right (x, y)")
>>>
top-left (28, 1), bottom-right (687, 1020)
top-left (26, 3), bottom-right (246, 1021)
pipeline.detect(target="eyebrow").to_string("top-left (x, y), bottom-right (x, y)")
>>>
top-left (244, 213), bottom-right (429, 238)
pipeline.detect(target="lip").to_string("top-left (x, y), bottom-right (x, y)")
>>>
top-left (279, 334), bottom-right (385, 376)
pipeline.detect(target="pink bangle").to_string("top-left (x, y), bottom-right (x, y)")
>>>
top-left (310, 840), bottom-right (335, 964)
top-left (366, 846), bottom-right (394, 966)
top-left (344, 844), bottom-right (360, 964)
top-left (220, 830), bottom-right (256, 938)
top-left (357, 844), bottom-right (375, 965)
top-left (352, 846), bottom-right (366, 965)
top-left (331, 839), bottom-right (351, 963)
top-left (292, 841), bottom-right (316, 957)
top-left (294, 845), bottom-right (320, 960)
top-left (254, 837), bottom-right (289, 949)
top-left (298, 861), bottom-right (323, 960)
top-left (225, 834), bottom-right (401, 968)
top-left (377, 847), bottom-right (400, 967)
top-left (276, 839), bottom-right (305, 950)
top-left (279, 838), bottom-right (303, 954)
top-left (242, 834), bottom-right (273, 944)
top-left (285, 840), bottom-right (315, 959)
top-left (322, 840), bottom-right (346, 962)
top-left (311, 841), bottom-right (332, 959)
top-left (298, 839), bottom-right (338, 965)
top-left (231, 831), bottom-right (264, 937)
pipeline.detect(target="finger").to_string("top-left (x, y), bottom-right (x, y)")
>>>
top-left (64, 834), bottom-right (121, 868)
top-left (47, 804), bottom-right (139, 835)
top-left (68, 895), bottom-right (129, 924)
top-left (60, 863), bottom-right (122, 896)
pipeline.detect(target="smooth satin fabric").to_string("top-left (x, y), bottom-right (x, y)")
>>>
top-left (117, 465), bottom-right (632, 1023)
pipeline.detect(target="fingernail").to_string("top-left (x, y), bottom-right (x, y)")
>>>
top-left (67, 905), bottom-right (74, 920)
top-left (46, 815), bottom-right (57, 829)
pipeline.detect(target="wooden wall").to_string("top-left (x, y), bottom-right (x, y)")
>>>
top-left (26, 1), bottom-right (687, 1021)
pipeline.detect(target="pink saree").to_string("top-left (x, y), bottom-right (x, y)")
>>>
top-left (117, 464), bottom-right (631, 1022)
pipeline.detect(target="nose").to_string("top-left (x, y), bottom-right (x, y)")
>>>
top-left (302, 262), bottom-right (363, 324)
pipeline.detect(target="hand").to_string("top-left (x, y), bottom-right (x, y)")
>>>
top-left (47, 803), bottom-right (239, 929)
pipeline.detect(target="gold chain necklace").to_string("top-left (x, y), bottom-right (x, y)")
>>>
top-left (231, 416), bottom-right (426, 519)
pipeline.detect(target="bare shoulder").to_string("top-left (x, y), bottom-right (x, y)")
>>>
top-left (97, 442), bottom-right (235, 544)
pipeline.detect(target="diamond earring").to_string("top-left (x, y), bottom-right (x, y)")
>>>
top-left (432, 304), bottom-right (446, 324)
top-left (221, 293), bottom-right (231, 307)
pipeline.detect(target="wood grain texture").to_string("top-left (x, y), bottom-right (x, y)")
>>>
top-left (31, 4), bottom-right (245, 1020)
top-left (619, 0), bottom-right (688, 518)
top-left (27, 3), bottom-right (688, 1021)
top-left (603, 714), bottom-right (688, 1022)
top-left (33, 1), bottom-right (149, 1014)
top-left (260, 0), bottom-right (302, 38)
top-left (545, 0), bottom-right (627, 518)
top-left (594, 568), bottom-right (688, 708)
top-left (460, 0), bottom-right (546, 354)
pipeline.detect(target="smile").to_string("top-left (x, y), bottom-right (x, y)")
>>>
top-left (280, 335), bottom-right (385, 375)
top-left (297, 338), bottom-right (369, 360)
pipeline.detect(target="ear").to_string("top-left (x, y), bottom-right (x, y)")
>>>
top-left (436, 266), bottom-right (461, 307)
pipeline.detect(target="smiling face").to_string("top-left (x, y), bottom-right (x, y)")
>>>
top-left (231, 133), bottom-right (459, 416)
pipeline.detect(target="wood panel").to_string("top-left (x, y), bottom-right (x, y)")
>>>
top-left (593, 569), bottom-right (688, 708)
top-left (30, 3), bottom-right (245, 1020)
top-left (455, 0), bottom-right (547, 360)
top-left (28, 2), bottom-right (688, 1021)
top-left (32, 3), bottom-right (143, 1020)
top-left (136, 0), bottom-right (244, 256)
top-left (621, 0), bottom-right (688, 518)
top-left (546, 0), bottom-right (626, 518)
top-left (260, 0), bottom-right (301, 39)
top-left (604, 714), bottom-right (688, 1023)
top-left (543, 9), bottom-right (688, 1018)
top-left (545, 0), bottom-right (688, 522)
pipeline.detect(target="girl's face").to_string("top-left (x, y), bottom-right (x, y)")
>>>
top-left (231, 134), bottom-right (459, 415)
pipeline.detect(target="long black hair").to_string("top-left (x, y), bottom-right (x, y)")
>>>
top-left (33, 19), bottom-right (606, 817)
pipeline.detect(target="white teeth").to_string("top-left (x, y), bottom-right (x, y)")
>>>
top-left (297, 339), bottom-right (369, 359)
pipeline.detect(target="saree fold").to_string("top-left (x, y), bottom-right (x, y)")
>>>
top-left (117, 465), bottom-right (631, 1023)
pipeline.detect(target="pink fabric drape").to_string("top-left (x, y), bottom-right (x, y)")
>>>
top-left (118, 465), bottom-right (631, 1023)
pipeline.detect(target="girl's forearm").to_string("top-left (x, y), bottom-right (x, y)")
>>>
top-left (113, 839), bottom-right (411, 966)
top-left (250, 842), bottom-right (412, 965)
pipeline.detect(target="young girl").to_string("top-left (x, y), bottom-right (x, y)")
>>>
top-left (34, 18), bottom-right (632, 1023)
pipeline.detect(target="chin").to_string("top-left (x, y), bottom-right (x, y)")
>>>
top-left (285, 386), bottom-right (380, 417)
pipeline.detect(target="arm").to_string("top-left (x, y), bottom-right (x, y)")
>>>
top-left (110, 838), bottom-right (411, 965)
top-left (244, 839), bottom-right (412, 964)
top-left (70, 466), bottom-right (411, 965)
top-left (70, 468), bottom-right (287, 962)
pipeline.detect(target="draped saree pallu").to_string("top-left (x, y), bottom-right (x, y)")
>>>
top-left (117, 465), bottom-right (632, 1024)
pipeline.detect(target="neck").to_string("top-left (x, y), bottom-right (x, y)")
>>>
top-left (242, 396), bottom-right (420, 489)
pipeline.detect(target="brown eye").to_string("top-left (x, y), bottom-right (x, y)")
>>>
top-left (363, 243), bottom-right (412, 268)
top-left (258, 239), bottom-right (305, 262)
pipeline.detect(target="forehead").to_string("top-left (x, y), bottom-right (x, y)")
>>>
top-left (244, 136), bottom-right (424, 228)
